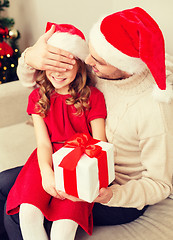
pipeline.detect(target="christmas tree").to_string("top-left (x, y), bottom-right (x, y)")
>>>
top-left (0, 0), bottom-right (20, 84)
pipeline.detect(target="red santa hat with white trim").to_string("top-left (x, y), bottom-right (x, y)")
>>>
top-left (89, 7), bottom-right (166, 91)
top-left (46, 22), bottom-right (89, 61)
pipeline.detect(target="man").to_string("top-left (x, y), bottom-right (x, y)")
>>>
top-left (1, 7), bottom-right (173, 240)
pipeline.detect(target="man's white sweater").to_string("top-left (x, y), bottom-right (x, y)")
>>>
top-left (96, 66), bottom-right (173, 209)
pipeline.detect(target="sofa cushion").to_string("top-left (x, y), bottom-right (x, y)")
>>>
top-left (75, 198), bottom-right (173, 240)
top-left (0, 122), bottom-right (36, 171)
top-left (0, 81), bottom-right (32, 128)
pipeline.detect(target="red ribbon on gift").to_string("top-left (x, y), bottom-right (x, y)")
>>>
top-left (58, 133), bottom-right (109, 199)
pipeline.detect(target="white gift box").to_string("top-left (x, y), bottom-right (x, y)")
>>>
top-left (52, 141), bottom-right (115, 203)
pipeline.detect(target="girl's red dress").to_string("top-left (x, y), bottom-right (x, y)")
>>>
top-left (6, 86), bottom-right (107, 235)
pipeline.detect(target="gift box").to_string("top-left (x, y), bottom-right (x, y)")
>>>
top-left (52, 133), bottom-right (115, 202)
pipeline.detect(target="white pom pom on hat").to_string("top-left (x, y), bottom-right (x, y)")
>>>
top-left (46, 22), bottom-right (89, 62)
top-left (89, 7), bottom-right (166, 91)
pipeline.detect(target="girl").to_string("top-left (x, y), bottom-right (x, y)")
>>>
top-left (6, 22), bottom-right (107, 240)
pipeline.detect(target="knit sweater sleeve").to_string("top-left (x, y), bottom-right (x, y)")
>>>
top-left (17, 49), bottom-right (38, 88)
top-left (105, 98), bottom-right (173, 210)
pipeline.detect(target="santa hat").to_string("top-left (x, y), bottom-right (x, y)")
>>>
top-left (46, 22), bottom-right (89, 61)
top-left (89, 7), bottom-right (166, 91)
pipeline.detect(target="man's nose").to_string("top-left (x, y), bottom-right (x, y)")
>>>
top-left (85, 54), bottom-right (94, 66)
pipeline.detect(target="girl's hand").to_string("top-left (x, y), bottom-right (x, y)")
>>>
top-left (57, 191), bottom-right (84, 202)
top-left (94, 187), bottom-right (113, 204)
top-left (25, 25), bottom-right (76, 72)
top-left (41, 167), bottom-right (64, 200)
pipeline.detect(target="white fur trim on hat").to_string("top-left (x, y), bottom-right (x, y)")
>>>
top-left (152, 83), bottom-right (173, 103)
top-left (89, 17), bottom-right (147, 74)
top-left (47, 32), bottom-right (89, 61)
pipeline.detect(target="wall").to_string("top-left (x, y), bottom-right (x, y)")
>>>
top-left (7, 0), bottom-right (173, 55)
top-left (7, 0), bottom-right (113, 51)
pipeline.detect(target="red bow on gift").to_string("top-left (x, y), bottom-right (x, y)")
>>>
top-left (59, 133), bottom-right (101, 171)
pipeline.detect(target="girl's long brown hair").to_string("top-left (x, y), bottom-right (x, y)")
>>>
top-left (35, 59), bottom-right (95, 118)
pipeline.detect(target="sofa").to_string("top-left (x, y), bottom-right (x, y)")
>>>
top-left (1, 80), bottom-right (173, 240)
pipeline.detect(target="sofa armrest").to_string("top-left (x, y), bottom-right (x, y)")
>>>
top-left (0, 81), bottom-right (33, 128)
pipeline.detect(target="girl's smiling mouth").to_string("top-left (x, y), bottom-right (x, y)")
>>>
top-left (52, 76), bottom-right (66, 82)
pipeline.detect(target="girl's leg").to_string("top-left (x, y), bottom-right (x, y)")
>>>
top-left (50, 219), bottom-right (78, 240)
top-left (19, 203), bottom-right (48, 240)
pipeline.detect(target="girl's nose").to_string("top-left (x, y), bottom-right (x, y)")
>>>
top-left (54, 72), bottom-right (61, 77)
